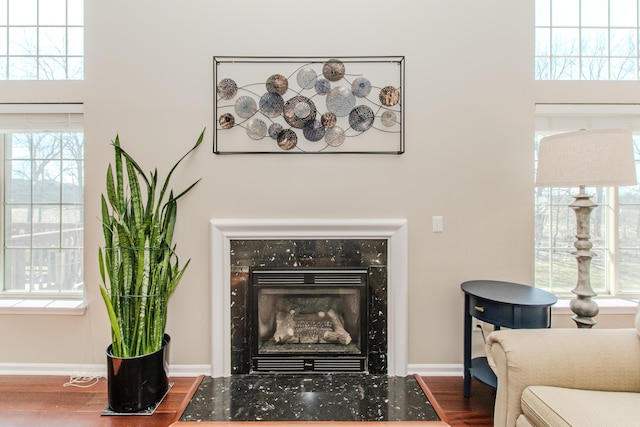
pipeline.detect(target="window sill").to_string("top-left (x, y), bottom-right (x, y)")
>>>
top-left (0, 299), bottom-right (86, 315)
top-left (552, 298), bottom-right (638, 316)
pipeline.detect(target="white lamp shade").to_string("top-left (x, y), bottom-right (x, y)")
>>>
top-left (535, 129), bottom-right (638, 187)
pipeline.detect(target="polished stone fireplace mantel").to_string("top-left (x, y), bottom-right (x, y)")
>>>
top-left (210, 218), bottom-right (408, 377)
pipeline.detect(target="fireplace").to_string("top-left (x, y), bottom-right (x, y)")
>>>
top-left (228, 239), bottom-right (388, 375)
top-left (210, 219), bottom-right (409, 377)
top-left (250, 267), bottom-right (369, 373)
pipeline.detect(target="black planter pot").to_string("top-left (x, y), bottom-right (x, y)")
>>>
top-left (106, 334), bottom-right (171, 413)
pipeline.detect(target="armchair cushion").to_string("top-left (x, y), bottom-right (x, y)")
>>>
top-left (520, 386), bottom-right (640, 427)
top-left (486, 328), bottom-right (640, 427)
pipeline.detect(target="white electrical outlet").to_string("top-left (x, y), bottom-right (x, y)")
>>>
top-left (472, 318), bottom-right (483, 330)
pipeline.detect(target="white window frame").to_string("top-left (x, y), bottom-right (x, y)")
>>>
top-left (0, 103), bottom-right (85, 314)
top-left (0, 0), bottom-right (84, 80)
top-left (536, 0), bottom-right (640, 80)
top-left (535, 104), bottom-right (640, 299)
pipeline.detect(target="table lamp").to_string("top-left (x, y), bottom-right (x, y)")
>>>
top-left (535, 129), bottom-right (637, 328)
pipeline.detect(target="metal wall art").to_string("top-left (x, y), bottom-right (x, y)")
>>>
top-left (214, 56), bottom-right (404, 154)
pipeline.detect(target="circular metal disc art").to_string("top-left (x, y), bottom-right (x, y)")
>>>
top-left (314, 78), bottom-right (331, 95)
top-left (294, 102), bottom-right (311, 118)
top-left (266, 74), bottom-right (288, 95)
top-left (303, 120), bottom-right (325, 142)
top-left (283, 95), bottom-right (317, 128)
top-left (259, 92), bottom-right (284, 118)
top-left (246, 118), bottom-right (267, 140)
top-left (381, 111), bottom-right (397, 127)
top-left (325, 126), bottom-right (345, 147)
top-left (379, 86), bottom-right (400, 106)
top-left (321, 112), bottom-right (337, 128)
top-left (277, 129), bottom-right (298, 151)
top-left (322, 58), bottom-right (345, 82)
top-left (268, 123), bottom-right (283, 139)
top-left (219, 113), bottom-right (235, 129)
top-left (234, 96), bottom-right (257, 119)
top-left (351, 77), bottom-right (372, 98)
top-left (296, 68), bottom-right (317, 89)
top-left (349, 105), bottom-right (375, 132)
top-left (326, 86), bottom-right (356, 117)
top-left (214, 57), bottom-right (404, 153)
top-left (217, 78), bottom-right (237, 100)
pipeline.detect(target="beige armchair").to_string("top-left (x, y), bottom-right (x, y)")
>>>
top-left (486, 328), bottom-right (640, 426)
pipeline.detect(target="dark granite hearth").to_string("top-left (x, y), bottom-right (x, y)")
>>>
top-left (178, 374), bottom-right (444, 424)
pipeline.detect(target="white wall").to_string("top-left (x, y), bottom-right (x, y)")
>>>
top-left (0, 0), bottom-right (634, 371)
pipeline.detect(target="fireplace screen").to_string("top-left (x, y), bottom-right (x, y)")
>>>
top-left (250, 268), bottom-right (368, 372)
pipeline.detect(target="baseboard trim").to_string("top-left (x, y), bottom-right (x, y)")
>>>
top-left (0, 363), bottom-right (106, 376)
top-left (0, 363), bottom-right (211, 377)
top-left (408, 364), bottom-right (463, 377)
top-left (0, 363), bottom-right (463, 377)
top-left (169, 364), bottom-right (211, 376)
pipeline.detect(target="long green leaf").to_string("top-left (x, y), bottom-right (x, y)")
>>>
top-left (99, 284), bottom-right (124, 356)
top-left (113, 135), bottom-right (125, 214)
top-left (155, 129), bottom-right (205, 219)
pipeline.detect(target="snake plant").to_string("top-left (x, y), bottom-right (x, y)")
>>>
top-left (98, 129), bottom-right (204, 357)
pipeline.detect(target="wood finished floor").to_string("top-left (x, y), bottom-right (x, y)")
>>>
top-left (0, 375), bottom-right (494, 427)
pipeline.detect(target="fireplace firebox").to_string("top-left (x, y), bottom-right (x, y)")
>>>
top-left (250, 268), bottom-right (369, 373)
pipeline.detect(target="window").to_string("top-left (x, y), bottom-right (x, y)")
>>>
top-left (0, 105), bottom-right (83, 300)
top-left (534, 104), bottom-right (640, 297)
top-left (536, 0), bottom-right (640, 80)
top-left (0, 0), bottom-right (84, 80)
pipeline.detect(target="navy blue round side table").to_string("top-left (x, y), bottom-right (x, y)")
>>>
top-left (461, 280), bottom-right (557, 397)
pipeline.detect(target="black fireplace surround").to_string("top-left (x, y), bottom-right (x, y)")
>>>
top-left (229, 239), bottom-right (388, 375)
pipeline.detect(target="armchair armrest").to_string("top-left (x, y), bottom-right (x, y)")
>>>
top-left (486, 328), bottom-right (640, 427)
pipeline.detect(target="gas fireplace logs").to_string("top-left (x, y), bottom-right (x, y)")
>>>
top-left (273, 309), bottom-right (352, 345)
top-left (323, 309), bottom-right (352, 345)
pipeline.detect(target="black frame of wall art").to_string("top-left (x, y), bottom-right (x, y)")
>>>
top-left (213, 56), bottom-right (404, 154)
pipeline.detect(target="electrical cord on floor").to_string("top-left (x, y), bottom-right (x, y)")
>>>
top-left (63, 376), bottom-right (102, 388)
top-left (60, 305), bottom-right (103, 389)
